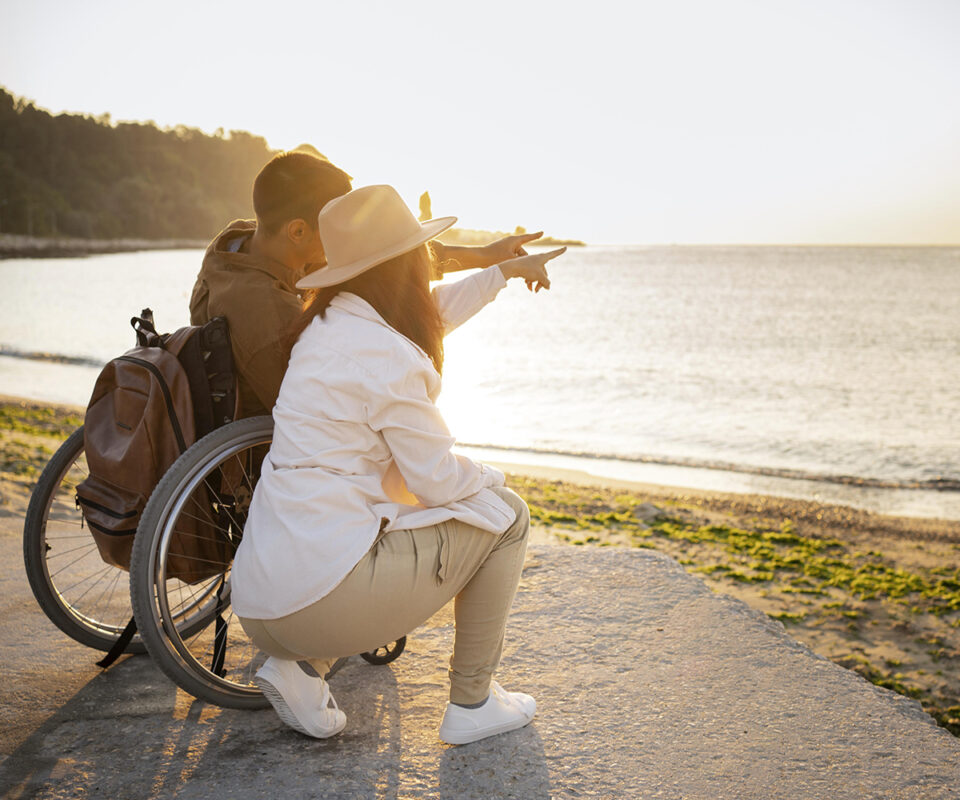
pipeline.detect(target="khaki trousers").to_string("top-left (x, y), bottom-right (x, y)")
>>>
top-left (239, 487), bottom-right (530, 705)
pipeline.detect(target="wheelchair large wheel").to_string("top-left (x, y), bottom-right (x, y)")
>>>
top-left (23, 427), bottom-right (145, 654)
top-left (130, 416), bottom-right (274, 709)
top-left (131, 415), bottom-right (409, 709)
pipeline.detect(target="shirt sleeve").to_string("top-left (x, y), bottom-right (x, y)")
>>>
top-left (365, 358), bottom-right (505, 508)
top-left (431, 265), bottom-right (508, 335)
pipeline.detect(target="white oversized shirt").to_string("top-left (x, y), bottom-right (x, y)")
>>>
top-left (231, 266), bottom-right (515, 619)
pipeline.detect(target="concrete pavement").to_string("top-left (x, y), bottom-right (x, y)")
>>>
top-left (2, 513), bottom-right (959, 799)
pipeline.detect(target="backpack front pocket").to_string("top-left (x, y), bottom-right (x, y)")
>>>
top-left (76, 476), bottom-right (145, 571)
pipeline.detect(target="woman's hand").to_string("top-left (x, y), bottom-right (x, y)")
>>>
top-left (498, 246), bottom-right (566, 292)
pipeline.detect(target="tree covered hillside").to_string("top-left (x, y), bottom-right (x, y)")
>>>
top-left (0, 88), bottom-right (281, 239)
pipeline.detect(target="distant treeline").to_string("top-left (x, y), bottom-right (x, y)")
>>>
top-left (0, 87), bottom-right (280, 240)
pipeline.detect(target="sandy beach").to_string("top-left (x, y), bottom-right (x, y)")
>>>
top-left (3, 394), bottom-right (958, 739)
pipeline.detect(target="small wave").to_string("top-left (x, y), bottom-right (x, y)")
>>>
top-left (458, 442), bottom-right (960, 492)
top-left (0, 345), bottom-right (105, 368)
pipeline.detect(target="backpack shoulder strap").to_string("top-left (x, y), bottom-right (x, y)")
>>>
top-left (163, 326), bottom-right (197, 358)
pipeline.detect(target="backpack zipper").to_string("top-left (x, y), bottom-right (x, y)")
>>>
top-left (116, 355), bottom-right (188, 453)
top-left (86, 519), bottom-right (138, 537)
top-left (77, 496), bottom-right (138, 519)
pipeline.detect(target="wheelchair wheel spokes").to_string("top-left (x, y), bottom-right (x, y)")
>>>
top-left (23, 428), bottom-right (144, 652)
top-left (131, 416), bottom-right (274, 709)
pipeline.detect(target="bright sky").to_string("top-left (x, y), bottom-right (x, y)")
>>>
top-left (2, 0), bottom-right (958, 244)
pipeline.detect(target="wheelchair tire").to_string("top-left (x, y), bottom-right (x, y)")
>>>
top-left (23, 427), bottom-right (146, 654)
top-left (130, 416), bottom-right (275, 709)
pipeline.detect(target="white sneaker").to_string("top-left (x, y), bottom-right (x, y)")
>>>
top-left (439, 681), bottom-right (537, 745)
top-left (491, 680), bottom-right (536, 719)
top-left (254, 656), bottom-right (346, 739)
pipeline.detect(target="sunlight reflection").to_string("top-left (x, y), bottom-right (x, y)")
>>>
top-left (149, 696), bottom-right (221, 799)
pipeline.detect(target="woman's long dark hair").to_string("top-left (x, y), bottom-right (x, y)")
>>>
top-left (283, 243), bottom-right (444, 373)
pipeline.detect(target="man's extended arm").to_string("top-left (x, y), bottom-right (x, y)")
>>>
top-left (432, 231), bottom-right (544, 274)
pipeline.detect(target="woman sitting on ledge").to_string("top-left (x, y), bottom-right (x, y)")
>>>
top-left (233, 184), bottom-right (566, 744)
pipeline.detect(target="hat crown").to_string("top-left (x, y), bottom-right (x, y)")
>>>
top-left (296, 184), bottom-right (456, 289)
top-left (319, 185), bottom-right (422, 270)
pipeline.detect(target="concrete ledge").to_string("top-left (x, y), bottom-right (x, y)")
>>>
top-left (3, 544), bottom-right (959, 799)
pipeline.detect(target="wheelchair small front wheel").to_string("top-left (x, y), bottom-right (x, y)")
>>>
top-left (361, 636), bottom-right (406, 665)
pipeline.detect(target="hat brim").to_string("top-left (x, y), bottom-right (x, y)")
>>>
top-left (296, 215), bottom-right (458, 289)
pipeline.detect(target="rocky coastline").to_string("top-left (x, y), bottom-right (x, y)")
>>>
top-left (0, 234), bottom-right (207, 259)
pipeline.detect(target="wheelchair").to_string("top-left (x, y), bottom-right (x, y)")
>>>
top-left (24, 415), bottom-right (406, 709)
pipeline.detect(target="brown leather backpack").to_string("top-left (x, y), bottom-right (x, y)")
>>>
top-left (77, 311), bottom-right (237, 584)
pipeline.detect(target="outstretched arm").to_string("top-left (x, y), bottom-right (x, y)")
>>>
top-left (432, 246), bottom-right (566, 333)
top-left (432, 267), bottom-right (507, 335)
top-left (433, 231), bottom-right (545, 273)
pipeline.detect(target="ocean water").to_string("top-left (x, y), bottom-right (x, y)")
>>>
top-left (2, 245), bottom-right (958, 518)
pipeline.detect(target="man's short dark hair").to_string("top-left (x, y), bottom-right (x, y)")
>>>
top-left (253, 151), bottom-right (352, 236)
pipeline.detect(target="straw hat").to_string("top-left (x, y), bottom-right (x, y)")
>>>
top-left (296, 184), bottom-right (456, 289)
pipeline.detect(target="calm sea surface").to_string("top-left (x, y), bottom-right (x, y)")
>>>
top-left (2, 245), bottom-right (958, 519)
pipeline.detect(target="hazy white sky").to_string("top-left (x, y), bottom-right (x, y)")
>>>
top-left (2, 0), bottom-right (958, 243)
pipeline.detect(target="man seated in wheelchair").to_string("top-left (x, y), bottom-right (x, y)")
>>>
top-left (230, 184), bottom-right (565, 744)
top-left (190, 149), bottom-right (545, 419)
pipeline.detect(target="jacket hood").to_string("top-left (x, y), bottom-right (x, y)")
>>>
top-left (201, 220), bottom-right (299, 291)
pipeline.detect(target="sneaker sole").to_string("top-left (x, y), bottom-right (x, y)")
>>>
top-left (439, 712), bottom-right (533, 746)
top-left (255, 676), bottom-right (346, 739)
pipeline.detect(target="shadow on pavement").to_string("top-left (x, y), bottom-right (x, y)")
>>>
top-left (437, 724), bottom-right (550, 800)
top-left (1, 650), bottom-right (524, 799)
